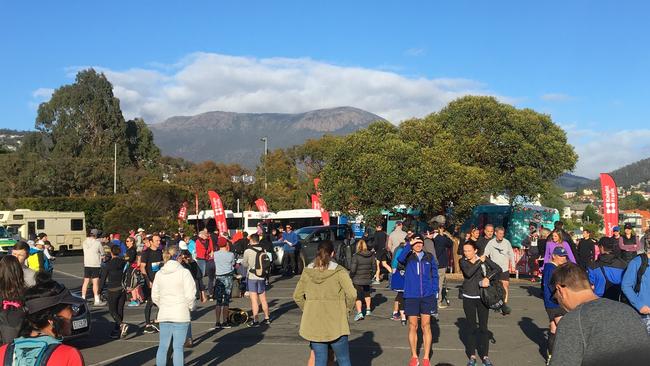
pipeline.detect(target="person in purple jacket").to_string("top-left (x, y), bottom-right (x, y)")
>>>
top-left (542, 231), bottom-right (576, 270)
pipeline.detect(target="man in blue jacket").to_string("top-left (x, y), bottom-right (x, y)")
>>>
top-left (587, 237), bottom-right (627, 300)
top-left (621, 244), bottom-right (650, 335)
top-left (282, 224), bottom-right (299, 276)
top-left (397, 235), bottom-right (439, 366)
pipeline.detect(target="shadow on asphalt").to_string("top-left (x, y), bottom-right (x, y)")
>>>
top-left (454, 317), bottom-right (496, 360)
top-left (350, 331), bottom-right (382, 365)
top-left (518, 316), bottom-right (547, 360)
top-left (519, 285), bottom-right (543, 299)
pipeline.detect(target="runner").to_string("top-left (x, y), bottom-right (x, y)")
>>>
top-left (483, 226), bottom-right (515, 315)
top-left (194, 229), bottom-right (214, 299)
top-left (621, 242), bottom-right (650, 335)
top-left (587, 236), bottom-right (627, 300)
top-left (476, 224), bottom-right (494, 256)
top-left (373, 224), bottom-right (388, 284)
top-left (81, 229), bottom-right (105, 306)
top-left (99, 245), bottom-right (128, 339)
top-left (293, 240), bottom-right (356, 366)
top-left (522, 229), bottom-right (541, 281)
top-left (388, 221), bottom-right (408, 255)
top-left (152, 245), bottom-right (196, 366)
top-left (459, 240), bottom-right (500, 366)
top-left (542, 247), bottom-right (569, 364)
top-left (576, 229), bottom-right (597, 270)
top-left (397, 235), bottom-right (438, 366)
top-left (213, 237), bottom-right (236, 328)
top-left (11, 241), bottom-right (36, 287)
top-left (0, 273), bottom-right (85, 365)
top-left (282, 224), bottom-right (299, 276)
top-left (542, 231), bottom-right (576, 270)
top-left (349, 239), bottom-right (375, 321)
top-left (141, 233), bottom-right (164, 333)
top-left (243, 234), bottom-right (271, 326)
top-left (550, 262), bottom-right (650, 365)
top-left (432, 223), bottom-right (453, 309)
top-left (618, 223), bottom-right (642, 263)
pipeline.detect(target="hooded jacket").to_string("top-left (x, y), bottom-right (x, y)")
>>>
top-left (397, 243), bottom-right (439, 299)
top-left (349, 250), bottom-right (375, 286)
top-left (152, 260), bottom-right (197, 323)
top-left (587, 252), bottom-right (628, 299)
top-left (293, 261), bottom-right (357, 342)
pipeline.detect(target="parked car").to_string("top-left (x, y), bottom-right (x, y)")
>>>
top-left (272, 225), bottom-right (353, 272)
top-left (66, 293), bottom-right (92, 340)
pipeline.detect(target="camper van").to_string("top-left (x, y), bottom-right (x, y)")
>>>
top-left (0, 210), bottom-right (86, 253)
top-left (187, 210), bottom-right (274, 236)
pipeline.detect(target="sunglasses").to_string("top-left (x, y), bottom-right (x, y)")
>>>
top-left (550, 284), bottom-right (566, 304)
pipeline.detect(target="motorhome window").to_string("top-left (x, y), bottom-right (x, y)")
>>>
top-left (0, 214), bottom-right (4, 219)
top-left (247, 219), bottom-right (262, 228)
top-left (71, 219), bottom-right (84, 231)
top-left (13, 215), bottom-right (23, 220)
top-left (226, 218), bottom-right (243, 229)
top-left (37, 220), bottom-right (45, 230)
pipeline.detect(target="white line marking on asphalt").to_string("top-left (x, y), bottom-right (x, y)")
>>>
top-left (54, 269), bottom-right (84, 279)
top-left (88, 345), bottom-right (158, 366)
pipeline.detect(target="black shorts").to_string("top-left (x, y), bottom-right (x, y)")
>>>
top-left (496, 271), bottom-right (510, 281)
top-left (355, 284), bottom-right (370, 301)
top-left (84, 267), bottom-right (101, 279)
top-left (546, 307), bottom-right (566, 321)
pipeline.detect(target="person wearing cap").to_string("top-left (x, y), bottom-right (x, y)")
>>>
top-left (621, 237), bottom-right (650, 335)
top-left (542, 246), bottom-right (569, 363)
top-left (213, 234), bottom-right (236, 328)
top-left (136, 228), bottom-right (146, 252)
top-left (388, 221), bottom-right (408, 255)
top-left (587, 236), bottom-right (628, 300)
top-left (0, 273), bottom-right (85, 365)
top-left (618, 223), bottom-right (642, 263)
top-left (549, 262), bottom-right (650, 366)
top-left (397, 235), bottom-right (439, 366)
top-left (81, 229), bottom-right (105, 306)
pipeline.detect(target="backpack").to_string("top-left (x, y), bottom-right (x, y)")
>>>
top-left (598, 266), bottom-right (627, 303)
top-left (3, 337), bottom-right (61, 366)
top-left (122, 263), bottom-right (143, 291)
top-left (480, 263), bottom-right (505, 310)
top-left (633, 254), bottom-right (649, 294)
top-left (249, 247), bottom-right (272, 278)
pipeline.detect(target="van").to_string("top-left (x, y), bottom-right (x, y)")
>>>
top-left (0, 210), bottom-right (86, 253)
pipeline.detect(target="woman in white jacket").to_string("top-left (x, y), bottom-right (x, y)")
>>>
top-left (152, 245), bottom-right (197, 366)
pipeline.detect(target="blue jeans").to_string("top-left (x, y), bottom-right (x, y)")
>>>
top-left (156, 322), bottom-right (189, 366)
top-left (310, 336), bottom-right (351, 366)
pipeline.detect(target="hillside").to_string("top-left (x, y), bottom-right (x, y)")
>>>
top-left (149, 107), bottom-right (385, 167)
top-left (598, 156), bottom-right (650, 188)
top-left (555, 173), bottom-right (592, 191)
top-left (0, 129), bottom-right (29, 152)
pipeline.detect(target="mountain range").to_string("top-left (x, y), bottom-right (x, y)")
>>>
top-left (148, 107), bottom-right (385, 167)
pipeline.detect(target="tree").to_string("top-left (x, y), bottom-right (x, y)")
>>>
top-left (581, 205), bottom-right (603, 228)
top-left (620, 193), bottom-right (649, 210)
top-left (540, 185), bottom-right (568, 212)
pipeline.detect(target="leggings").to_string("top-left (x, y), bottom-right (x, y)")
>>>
top-left (143, 285), bottom-right (157, 324)
top-left (107, 288), bottom-right (126, 326)
top-left (462, 297), bottom-right (490, 359)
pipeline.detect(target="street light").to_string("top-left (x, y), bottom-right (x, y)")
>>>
top-left (231, 174), bottom-right (256, 213)
top-left (260, 137), bottom-right (268, 190)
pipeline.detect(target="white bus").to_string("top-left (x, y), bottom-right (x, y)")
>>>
top-left (267, 209), bottom-right (340, 230)
top-left (0, 209), bottom-right (86, 253)
top-left (187, 210), bottom-right (274, 236)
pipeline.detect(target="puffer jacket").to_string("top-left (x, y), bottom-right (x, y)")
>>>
top-left (349, 250), bottom-right (375, 286)
top-left (152, 260), bottom-right (197, 323)
top-left (397, 243), bottom-right (439, 299)
top-left (293, 261), bottom-right (357, 342)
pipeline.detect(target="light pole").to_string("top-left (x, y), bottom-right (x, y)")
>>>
top-left (231, 174), bottom-right (256, 214)
top-left (260, 137), bottom-right (268, 190)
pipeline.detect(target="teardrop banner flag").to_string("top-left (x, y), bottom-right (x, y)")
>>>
top-left (599, 173), bottom-right (619, 237)
top-left (311, 194), bottom-right (321, 210)
top-left (255, 198), bottom-right (269, 213)
top-left (320, 208), bottom-right (330, 226)
top-left (177, 201), bottom-right (188, 220)
top-left (208, 191), bottom-right (228, 233)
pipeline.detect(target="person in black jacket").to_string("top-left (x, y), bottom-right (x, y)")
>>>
top-left (576, 229), bottom-right (597, 270)
top-left (99, 245), bottom-right (128, 339)
top-left (349, 240), bottom-right (376, 321)
top-left (459, 241), bottom-right (501, 366)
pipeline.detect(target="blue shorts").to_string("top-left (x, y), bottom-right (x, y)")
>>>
top-left (214, 274), bottom-right (233, 305)
top-left (404, 295), bottom-right (437, 316)
top-left (247, 279), bottom-right (266, 294)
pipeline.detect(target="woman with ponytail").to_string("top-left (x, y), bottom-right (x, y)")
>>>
top-left (152, 245), bottom-right (196, 366)
top-left (293, 240), bottom-right (357, 366)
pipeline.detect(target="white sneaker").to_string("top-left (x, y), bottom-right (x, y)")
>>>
top-left (94, 299), bottom-right (106, 306)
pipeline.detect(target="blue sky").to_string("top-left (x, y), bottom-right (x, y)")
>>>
top-left (1, 1), bottom-right (649, 177)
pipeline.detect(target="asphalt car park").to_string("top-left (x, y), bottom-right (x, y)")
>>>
top-left (52, 254), bottom-right (552, 366)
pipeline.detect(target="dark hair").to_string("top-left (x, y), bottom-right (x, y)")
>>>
top-left (463, 240), bottom-right (478, 250)
top-left (313, 240), bottom-right (334, 270)
top-left (23, 272), bottom-right (69, 333)
top-left (550, 262), bottom-right (591, 291)
top-left (242, 231), bottom-right (248, 237)
top-left (12, 241), bottom-right (31, 253)
top-left (249, 233), bottom-right (260, 243)
top-left (0, 255), bottom-right (25, 300)
top-left (110, 245), bottom-right (121, 256)
top-left (495, 226), bottom-right (505, 233)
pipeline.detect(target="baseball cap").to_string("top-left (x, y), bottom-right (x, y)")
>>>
top-left (410, 236), bottom-right (424, 245)
top-left (612, 226), bottom-right (620, 232)
top-left (217, 237), bottom-right (229, 248)
top-left (396, 221), bottom-right (403, 226)
top-left (24, 282), bottom-right (85, 315)
top-left (624, 223), bottom-right (633, 230)
top-left (90, 228), bottom-right (99, 236)
top-left (552, 246), bottom-right (568, 257)
top-left (137, 228), bottom-right (145, 233)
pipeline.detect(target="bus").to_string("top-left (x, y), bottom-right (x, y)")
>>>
top-left (461, 204), bottom-right (560, 248)
top-left (187, 210), bottom-right (274, 236)
top-left (0, 209), bottom-right (86, 253)
top-left (267, 209), bottom-right (340, 231)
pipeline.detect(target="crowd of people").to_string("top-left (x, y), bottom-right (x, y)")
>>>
top-left (0, 217), bottom-right (649, 366)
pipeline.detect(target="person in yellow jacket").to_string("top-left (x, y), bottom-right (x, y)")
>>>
top-left (293, 240), bottom-right (357, 366)
top-left (27, 241), bottom-right (52, 273)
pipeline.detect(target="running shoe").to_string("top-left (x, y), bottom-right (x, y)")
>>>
top-left (94, 300), bottom-right (106, 306)
top-left (261, 318), bottom-right (272, 325)
top-left (354, 312), bottom-right (365, 321)
top-left (501, 304), bottom-right (512, 315)
top-left (120, 323), bottom-right (129, 338)
top-left (221, 321), bottom-right (233, 329)
top-left (431, 312), bottom-right (439, 321)
top-left (214, 322), bottom-right (223, 329)
top-left (127, 300), bottom-right (140, 307)
top-left (408, 356), bottom-right (419, 366)
top-left (372, 279), bottom-right (381, 285)
top-left (400, 319), bottom-right (407, 326)
top-left (247, 320), bottom-right (260, 328)
top-left (184, 338), bottom-right (193, 348)
top-left (144, 323), bottom-right (159, 334)
top-left (482, 356), bottom-right (494, 366)
top-left (365, 310), bottom-right (372, 317)
top-left (421, 359), bottom-right (430, 366)
top-left (391, 312), bottom-right (401, 321)
top-left (466, 358), bottom-right (477, 366)
top-left (438, 302), bottom-right (448, 309)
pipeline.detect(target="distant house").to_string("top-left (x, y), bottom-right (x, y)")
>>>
top-left (582, 189), bottom-right (594, 196)
top-left (562, 191), bottom-right (577, 199)
top-left (621, 210), bottom-right (650, 234)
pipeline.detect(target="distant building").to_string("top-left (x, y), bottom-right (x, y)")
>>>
top-left (621, 210), bottom-right (650, 234)
top-left (562, 191), bottom-right (577, 199)
top-left (582, 189), bottom-right (594, 196)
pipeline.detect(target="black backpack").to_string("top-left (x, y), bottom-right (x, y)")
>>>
top-left (480, 264), bottom-right (505, 310)
top-left (249, 247), bottom-right (272, 278)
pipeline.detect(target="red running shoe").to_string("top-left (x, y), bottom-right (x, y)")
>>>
top-left (408, 357), bottom-right (419, 366)
top-left (421, 359), bottom-right (431, 366)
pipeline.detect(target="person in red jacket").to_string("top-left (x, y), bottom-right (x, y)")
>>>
top-left (195, 228), bottom-right (215, 298)
top-left (0, 272), bottom-right (85, 365)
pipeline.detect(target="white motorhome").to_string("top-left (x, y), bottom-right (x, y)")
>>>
top-left (0, 209), bottom-right (86, 252)
top-left (187, 210), bottom-right (274, 236)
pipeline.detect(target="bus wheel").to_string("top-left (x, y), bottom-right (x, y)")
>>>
top-left (57, 246), bottom-right (68, 257)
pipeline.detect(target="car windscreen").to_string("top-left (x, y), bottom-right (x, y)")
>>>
top-left (0, 226), bottom-right (11, 239)
top-left (295, 227), bottom-right (318, 240)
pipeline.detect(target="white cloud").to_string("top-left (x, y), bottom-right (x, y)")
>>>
top-left (564, 124), bottom-right (650, 179)
top-left (541, 93), bottom-right (573, 102)
top-left (405, 47), bottom-right (426, 57)
top-left (56, 52), bottom-right (509, 124)
top-left (32, 88), bottom-right (54, 99)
